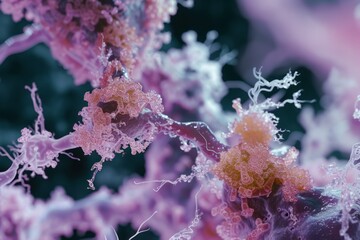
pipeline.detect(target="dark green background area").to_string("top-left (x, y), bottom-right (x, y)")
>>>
top-left (0, 1), bottom-right (320, 239)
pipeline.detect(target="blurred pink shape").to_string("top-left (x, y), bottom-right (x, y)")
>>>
top-left (239, 0), bottom-right (360, 78)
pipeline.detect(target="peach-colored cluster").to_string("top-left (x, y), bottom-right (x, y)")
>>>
top-left (85, 78), bottom-right (163, 118)
top-left (73, 77), bottom-right (163, 158)
top-left (233, 112), bottom-right (273, 146)
top-left (213, 103), bottom-right (311, 202)
top-left (103, 20), bottom-right (143, 75)
top-left (73, 106), bottom-right (112, 157)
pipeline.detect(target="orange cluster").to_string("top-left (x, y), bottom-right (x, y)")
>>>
top-left (212, 106), bottom-right (311, 202)
top-left (233, 112), bottom-right (273, 146)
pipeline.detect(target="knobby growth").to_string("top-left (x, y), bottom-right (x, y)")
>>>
top-left (1, 1), bottom-right (360, 240)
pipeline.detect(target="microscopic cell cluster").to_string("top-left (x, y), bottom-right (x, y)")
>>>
top-left (1, 1), bottom-right (360, 240)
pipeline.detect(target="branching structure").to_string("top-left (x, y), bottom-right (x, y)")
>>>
top-left (1, 1), bottom-right (360, 240)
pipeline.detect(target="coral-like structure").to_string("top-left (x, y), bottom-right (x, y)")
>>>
top-left (213, 99), bottom-right (311, 202)
top-left (1, 1), bottom-right (360, 240)
top-left (73, 77), bottom-right (163, 158)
